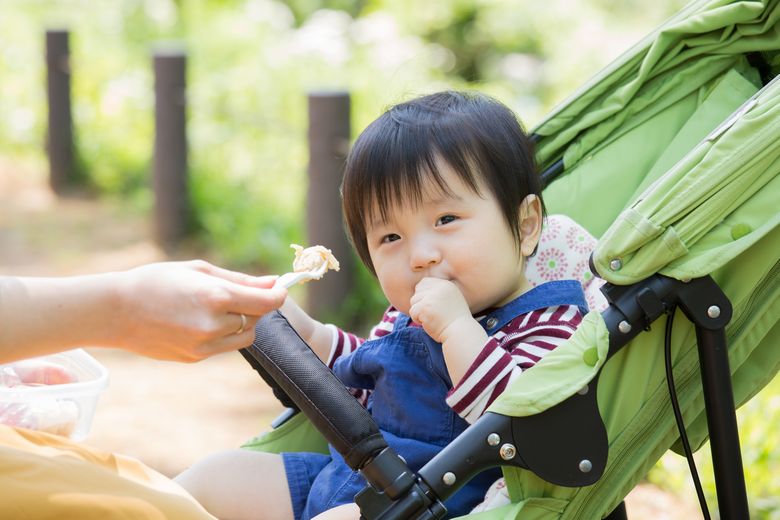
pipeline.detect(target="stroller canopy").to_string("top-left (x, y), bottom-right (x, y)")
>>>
top-left (483, 0), bottom-right (780, 517)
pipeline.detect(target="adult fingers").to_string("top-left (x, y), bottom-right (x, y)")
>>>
top-left (194, 260), bottom-right (278, 289)
top-left (247, 275), bottom-right (279, 288)
top-left (209, 312), bottom-right (260, 338)
top-left (224, 284), bottom-right (288, 317)
top-left (199, 324), bottom-right (258, 357)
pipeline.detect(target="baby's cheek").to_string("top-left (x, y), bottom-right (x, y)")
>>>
top-left (381, 283), bottom-right (412, 315)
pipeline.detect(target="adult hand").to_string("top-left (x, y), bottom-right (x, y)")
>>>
top-left (113, 260), bottom-right (288, 362)
top-left (0, 260), bottom-right (287, 364)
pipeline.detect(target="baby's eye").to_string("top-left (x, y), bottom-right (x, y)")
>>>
top-left (436, 215), bottom-right (458, 226)
top-left (381, 233), bottom-right (401, 244)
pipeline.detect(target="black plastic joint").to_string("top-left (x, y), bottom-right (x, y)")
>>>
top-left (636, 286), bottom-right (667, 325)
top-left (360, 448), bottom-right (416, 500)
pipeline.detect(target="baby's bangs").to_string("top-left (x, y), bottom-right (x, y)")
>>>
top-left (363, 121), bottom-right (488, 223)
top-left (351, 125), bottom-right (442, 225)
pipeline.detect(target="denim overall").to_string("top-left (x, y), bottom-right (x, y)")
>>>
top-left (283, 280), bottom-right (588, 520)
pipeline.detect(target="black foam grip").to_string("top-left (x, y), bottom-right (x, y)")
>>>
top-left (241, 311), bottom-right (386, 470)
top-left (239, 347), bottom-right (298, 410)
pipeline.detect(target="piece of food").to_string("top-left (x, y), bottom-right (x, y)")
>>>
top-left (290, 244), bottom-right (340, 279)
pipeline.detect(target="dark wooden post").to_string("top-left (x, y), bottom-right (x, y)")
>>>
top-left (45, 29), bottom-right (73, 194)
top-left (307, 92), bottom-right (353, 318)
top-left (152, 47), bottom-right (189, 249)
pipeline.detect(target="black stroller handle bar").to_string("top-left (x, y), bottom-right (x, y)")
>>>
top-left (240, 311), bottom-right (387, 469)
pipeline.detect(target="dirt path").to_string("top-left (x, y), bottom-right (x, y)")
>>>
top-left (0, 158), bottom-right (701, 517)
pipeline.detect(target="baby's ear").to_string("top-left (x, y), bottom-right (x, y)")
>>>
top-left (519, 195), bottom-right (543, 257)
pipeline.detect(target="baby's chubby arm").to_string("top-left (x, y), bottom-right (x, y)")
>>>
top-left (409, 277), bottom-right (488, 386)
top-left (278, 296), bottom-right (334, 364)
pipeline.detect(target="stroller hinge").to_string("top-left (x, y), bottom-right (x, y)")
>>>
top-left (675, 276), bottom-right (733, 331)
top-left (602, 274), bottom-right (731, 356)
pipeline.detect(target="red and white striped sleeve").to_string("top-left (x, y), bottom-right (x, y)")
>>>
top-left (445, 304), bottom-right (583, 424)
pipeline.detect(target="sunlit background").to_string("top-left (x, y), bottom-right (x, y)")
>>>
top-left (1, 1), bottom-right (777, 518)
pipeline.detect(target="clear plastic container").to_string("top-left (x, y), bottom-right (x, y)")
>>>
top-left (0, 349), bottom-right (109, 440)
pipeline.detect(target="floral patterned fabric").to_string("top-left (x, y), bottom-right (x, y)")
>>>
top-left (527, 215), bottom-right (607, 312)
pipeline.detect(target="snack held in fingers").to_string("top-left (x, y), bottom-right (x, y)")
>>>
top-left (274, 244), bottom-right (341, 289)
top-left (290, 244), bottom-right (340, 279)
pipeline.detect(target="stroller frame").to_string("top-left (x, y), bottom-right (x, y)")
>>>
top-left (601, 274), bottom-right (748, 518)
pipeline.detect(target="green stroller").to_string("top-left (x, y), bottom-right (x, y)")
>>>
top-left (239, 0), bottom-right (780, 517)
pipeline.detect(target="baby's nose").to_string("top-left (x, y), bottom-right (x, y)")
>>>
top-left (410, 242), bottom-right (441, 271)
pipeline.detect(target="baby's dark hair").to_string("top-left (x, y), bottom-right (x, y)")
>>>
top-left (341, 90), bottom-right (544, 274)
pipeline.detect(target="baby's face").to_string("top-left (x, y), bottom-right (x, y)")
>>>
top-left (365, 164), bottom-right (531, 316)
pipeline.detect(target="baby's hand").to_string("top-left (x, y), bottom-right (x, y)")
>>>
top-left (409, 278), bottom-right (474, 343)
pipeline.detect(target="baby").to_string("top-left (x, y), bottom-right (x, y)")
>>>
top-left (176, 91), bottom-right (588, 520)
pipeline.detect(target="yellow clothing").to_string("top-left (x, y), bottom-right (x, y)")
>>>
top-left (0, 424), bottom-right (215, 519)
